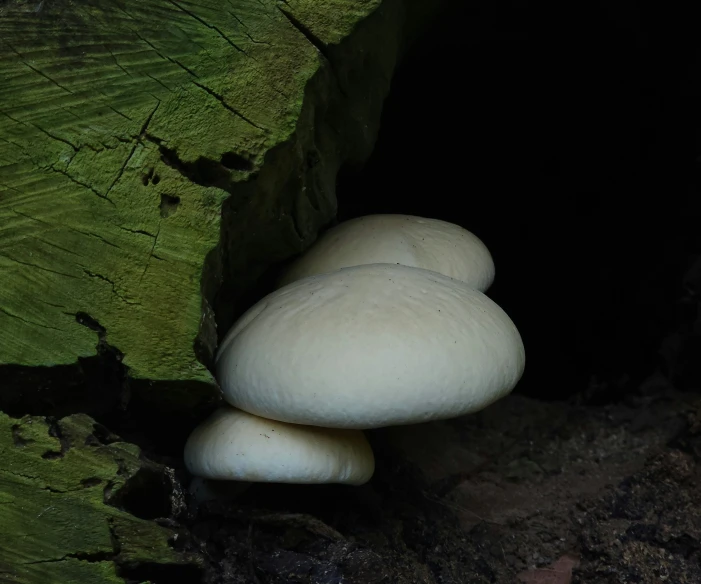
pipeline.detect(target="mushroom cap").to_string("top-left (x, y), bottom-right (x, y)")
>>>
top-left (184, 407), bottom-right (375, 485)
top-left (278, 214), bottom-right (495, 291)
top-left (216, 263), bottom-right (525, 429)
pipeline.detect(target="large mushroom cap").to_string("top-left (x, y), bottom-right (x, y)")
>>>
top-left (278, 214), bottom-right (495, 291)
top-left (217, 263), bottom-right (525, 429)
top-left (184, 407), bottom-right (375, 485)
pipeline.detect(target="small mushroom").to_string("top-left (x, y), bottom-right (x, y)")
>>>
top-left (216, 263), bottom-right (525, 429)
top-left (184, 407), bottom-right (375, 485)
top-left (278, 214), bottom-right (495, 291)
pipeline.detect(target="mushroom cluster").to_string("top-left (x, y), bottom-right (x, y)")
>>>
top-left (184, 214), bottom-right (525, 489)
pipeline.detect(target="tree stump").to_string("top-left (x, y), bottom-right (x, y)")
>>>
top-left (0, 0), bottom-right (430, 406)
top-left (0, 0), bottom-right (434, 578)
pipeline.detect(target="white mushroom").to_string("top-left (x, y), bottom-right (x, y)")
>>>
top-left (217, 263), bottom-right (525, 429)
top-left (278, 214), bottom-right (495, 291)
top-left (184, 407), bottom-right (375, 485)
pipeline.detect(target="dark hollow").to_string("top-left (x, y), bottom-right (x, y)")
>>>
top-left (337, 0), bottom-right (701, 402)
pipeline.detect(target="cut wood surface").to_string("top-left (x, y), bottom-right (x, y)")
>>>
top-left (0, 0), bottom-right (418, 404)
top-left (0, 1), bottom-right (436, 579)
top-left (0, 410), bottom-right (198, 582)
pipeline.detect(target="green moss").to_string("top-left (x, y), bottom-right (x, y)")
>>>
top-left (0, 1), bottom-right (442, 579)
top-left (0, 0), bottom-right (327, 386)
top-left (0, 0), bottom-right (437, 409)
top-left (0, 412), bottom-right (196, 583)
top-left (279, 0), bottom-right (384, 46)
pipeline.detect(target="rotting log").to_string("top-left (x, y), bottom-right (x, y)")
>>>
top-left (0, 0), bottom-right (434, 411)
top-left (0, 410), bottom-right (199, 583)
top-left (0, 0), bottom-right (439, 578)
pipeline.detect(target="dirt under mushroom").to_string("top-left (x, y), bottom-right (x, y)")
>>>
top-left (166, 373), bottom-right (701, 584)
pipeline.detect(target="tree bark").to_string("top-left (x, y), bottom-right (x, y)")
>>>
top-left (0, 0), bottom-right (437, 579)
top-left (0, 411), bottom-right (198, 582)
top-left (0, 0), bottom-right (430, 408)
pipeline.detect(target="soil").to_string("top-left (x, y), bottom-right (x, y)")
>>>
top-left (171, 373), bottom-right (701, 584)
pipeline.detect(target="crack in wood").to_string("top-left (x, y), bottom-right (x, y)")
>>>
top-left (166, 0), bottom-right (249, 56)
top-left (139, 224), bottom-right (161, 286)
top-left (46, 164), bottom-right (115, 206)
top-left (82, 269), bottom-right (140, 305)
top-left (0, 252), bottom-right (79, 280)
top-left (3, 41), bottom-right (75, 95)
top-left (133, 32), bottom-right (200, 78)
top-left (192, 81), bottom-right (267, 131)
top-left (118, 226), bottom-right (156, 238)
top-left (104, 142), bottom-right (140, 200)
top-left (0, 305), bottom-right (64, 332)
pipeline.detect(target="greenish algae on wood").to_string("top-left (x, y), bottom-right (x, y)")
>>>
top-left (0, 411), bottom-right (197, 583)
top-left (0, 0), bottom-right (441, 577)
top-left (0, 0), bottom-right (441, 579)
top-left (0, 0), bottom-right (411, 400)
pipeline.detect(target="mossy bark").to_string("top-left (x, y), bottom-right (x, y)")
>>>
top-left (0, 0), bottom-right (438, 578)
top-left (0, 0), bottom-right (431, 408)
top-left (0, 411), bottom-right (198, 583)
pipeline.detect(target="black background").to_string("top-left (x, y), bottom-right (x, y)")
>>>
top-left (336, 0), bottom-right (701, 400)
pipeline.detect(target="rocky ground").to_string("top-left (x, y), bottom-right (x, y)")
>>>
top-left (153, 371), bottom-right (700, 584)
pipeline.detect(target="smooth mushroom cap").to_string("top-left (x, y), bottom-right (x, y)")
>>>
top-left (278, 214), bottom-right (495, 291)
top-left (217, 263), bottom-right (525, 429)
top-left (184, 407), bottom-right (375, 485)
